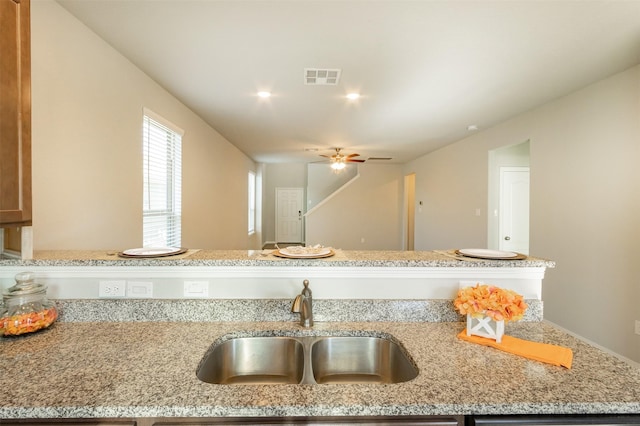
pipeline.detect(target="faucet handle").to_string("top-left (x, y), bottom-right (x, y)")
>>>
top-left (301, 279), bottom-right (312, 297)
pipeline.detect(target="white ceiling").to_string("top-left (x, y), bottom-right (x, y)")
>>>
top-left (56, 0), bottom-right (640, 164)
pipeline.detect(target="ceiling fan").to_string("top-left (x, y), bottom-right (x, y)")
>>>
top-left (320, 148), bottom-right (365, 171)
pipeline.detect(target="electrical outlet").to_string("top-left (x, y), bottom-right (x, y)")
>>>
top-left (127, 281), bottom-right (153, 298)
top-left (635, 320), bottom-right (640, 336)
top-left (184, 281), bottom-right (209, 297)
top-left (99, 280), bottom-right (126, 297)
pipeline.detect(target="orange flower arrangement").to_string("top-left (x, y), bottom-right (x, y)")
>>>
top-left (454, 284), bottom-right (527, 322)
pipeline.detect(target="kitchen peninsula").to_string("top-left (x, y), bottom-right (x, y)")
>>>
top-left (1, 250), bottom-right (639, 425)
top-left (0, 249), bottom-right (552, 308)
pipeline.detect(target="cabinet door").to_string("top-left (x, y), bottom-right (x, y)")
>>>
top-left (0, 0), bottom-right (32, 225)
top-left (150, 416), bottom-right (462, 425)
top-left (470, 414), bottom-right (640, 425)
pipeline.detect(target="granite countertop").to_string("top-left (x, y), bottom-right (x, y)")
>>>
top-left (0, 249), bottom-right (556, 268)
top-left (1, 320), bottom-right (638, 419)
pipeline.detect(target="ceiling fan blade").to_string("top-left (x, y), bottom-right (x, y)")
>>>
top-left (346, 153), bottom-right (360, 158)
top-left (319, 154), bottom-right (331, 158)
top-left (346, 159), bottom-right (365, 163)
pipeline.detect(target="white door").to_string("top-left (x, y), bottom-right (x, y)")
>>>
top-left (499, 167), bottom-right (529, 254)
top-left (275, 188), bottom-right (304, 243)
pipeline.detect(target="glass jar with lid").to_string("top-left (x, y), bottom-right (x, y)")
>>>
top-left (0, 272), bottom-right (58, 336)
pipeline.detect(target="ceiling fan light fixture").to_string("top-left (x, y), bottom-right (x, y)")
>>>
top-left (330, 161), bottom-right (346, 170)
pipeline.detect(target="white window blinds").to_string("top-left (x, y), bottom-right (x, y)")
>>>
top-left (248, 171), bottom-right (256, 234)
top-left (142, 109), bottom-right (183, 248)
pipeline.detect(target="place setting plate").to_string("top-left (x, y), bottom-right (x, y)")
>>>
top-left (118, 247), bottom-right (188, 258)
top-left (273, 246), bottom-right (335, 259)
top-left (455, 248), bottom-right (527, 260)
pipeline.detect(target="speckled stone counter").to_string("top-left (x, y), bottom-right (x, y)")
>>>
top-left (0, 249), bottom-right (555, 268)
top-left (1, 320), bottom-right (639, 420)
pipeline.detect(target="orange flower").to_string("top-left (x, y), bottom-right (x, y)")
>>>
top-left (454, 284), bottom-right (527, 323)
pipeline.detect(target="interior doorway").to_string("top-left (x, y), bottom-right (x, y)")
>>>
top-left (499, 167), bottom-right (530, 254)
top-left (488, 141), bottom-right (530, 254)
top-left (403, 173), bottom-right (416, 251)
top-left (275, 187), bottom-right (304, 244)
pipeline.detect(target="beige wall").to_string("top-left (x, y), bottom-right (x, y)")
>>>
top-left (406, 65), bottom-right (640, 362)
top-left (31, 1), bottom-right (258, 250)
top-left (305, 163), bottom-right (404, 250)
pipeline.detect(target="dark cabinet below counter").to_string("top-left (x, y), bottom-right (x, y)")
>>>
top-left (3, 416), bottom-right (640, 426)
top-left (0, 417), bottom-right (461, 425)
top-left (470, 415), bottom-right (640, 425)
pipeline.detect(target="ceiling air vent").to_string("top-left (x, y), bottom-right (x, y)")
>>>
top-left (304, 68), bottom-right (341, 85)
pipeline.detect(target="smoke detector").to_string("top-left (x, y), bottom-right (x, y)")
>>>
top-left (304, 68), bottom-right (341, 85)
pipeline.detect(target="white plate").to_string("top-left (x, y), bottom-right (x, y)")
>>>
top-left (458, 248), bottom-right (518, 259)
top-left (122, 247), bottom-right (182, 257)
top-left (279, 247), bottom-right (332, 257)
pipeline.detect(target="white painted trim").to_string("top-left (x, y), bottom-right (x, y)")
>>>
top-left (0, 265), bottom-right (547, 280)
top-left (143, 107), bottom-right (184, 136)
top-left (21, 226), bottom-right (33, 260)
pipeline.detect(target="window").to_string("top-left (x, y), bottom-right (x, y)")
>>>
top-left (248, 171), bottom-right (256, 235)
top-left (142, 109), bottom-right (183, 247)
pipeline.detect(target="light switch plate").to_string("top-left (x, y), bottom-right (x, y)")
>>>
top-left (184, 281), bottom-right (209, 297)
top-left (127, 281), bottom-right (153, 298)
top-left (635, 320), bottom-right (640, 335)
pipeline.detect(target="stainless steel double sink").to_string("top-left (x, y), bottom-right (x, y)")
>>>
top-left (197, 333), bottom-right (419, 385)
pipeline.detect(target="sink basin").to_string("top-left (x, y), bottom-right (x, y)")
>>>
top-left (196, 337), bottom-right (304, 384)
top-left (197, 333), bottom-right (418, 385)
top-left (311, 336), bottom-right (418, 384)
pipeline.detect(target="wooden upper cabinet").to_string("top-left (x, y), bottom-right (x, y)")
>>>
top-left (0, 0), bottom-right (32, 226)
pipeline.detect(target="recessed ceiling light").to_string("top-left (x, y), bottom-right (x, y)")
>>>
top-left (346, 93), bottom-right (360, 100)
top-left (467, 124), bottom-right (479, 131)
top-left (257, 91), bottom-right (271, 98)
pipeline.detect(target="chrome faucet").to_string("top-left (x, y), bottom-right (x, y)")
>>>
top-left (291, 279), bottom-right (313, 327)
